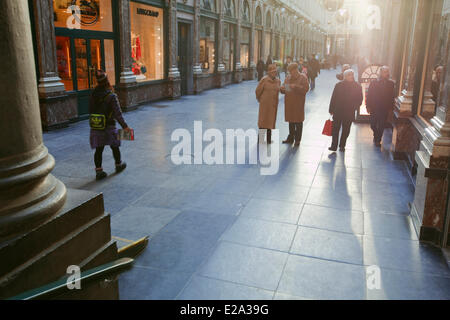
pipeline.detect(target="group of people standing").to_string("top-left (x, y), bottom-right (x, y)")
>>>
top-left (256, 54), bottom-right (321, 91)
top-left (255, 62), bottom-right (396, 152)
top-left (255, 63), bottom-right (309, 146)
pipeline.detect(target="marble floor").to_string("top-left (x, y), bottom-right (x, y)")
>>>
top-left (43, 68), bottom-right (450, 300)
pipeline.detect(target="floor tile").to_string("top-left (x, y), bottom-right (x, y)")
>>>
top-left (199, 241), bottom-right (288, 291)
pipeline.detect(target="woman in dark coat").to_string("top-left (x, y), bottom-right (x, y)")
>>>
top-left (328, 69), bottom-right (363, 152)
top-left (89, 70), bottom-right (130, 180)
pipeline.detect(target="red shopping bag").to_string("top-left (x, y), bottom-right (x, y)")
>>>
top-left (322, 119), bottom-right (333, 136)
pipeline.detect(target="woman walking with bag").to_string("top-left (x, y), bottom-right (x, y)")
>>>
top-left (89, 70), bottom-right (130, 180)
top-left (255, 64), bottom-right (281, 144)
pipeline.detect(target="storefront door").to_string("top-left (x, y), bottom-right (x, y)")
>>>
top-left (56, 34), bottom-right (116, 118)
top-left (178, 22), bottom-right (193, 95)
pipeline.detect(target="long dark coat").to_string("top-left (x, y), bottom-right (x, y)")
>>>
top-left (282, 72), bottom-right (309, 123)
top-left (366, 78), bottom-right (395, 120)
top-left (329, 81), bottom-right (363, 122)
top-left (256, 60), bottom-right (265, 81)
top-left (89, 88), bottom-right (128, 149)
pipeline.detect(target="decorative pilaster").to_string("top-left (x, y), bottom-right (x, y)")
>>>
top-left (193, 0), bottom-right (202, 75)
top-left (391, 0), bottom-right (427, 160)
top-left (233, 1), bottom-right (243, 83)
top-left (216, 1), bottom-right (226, 87)
top-left (420, 0), bottom-right (445, 121)
top-left (33, 0), bottom-right (65, 97)
top-left (118, 0), bottom-right (137, 86)
top-left (0, 0), bottom-right (66, 241)
top-left (167, 0), bottom-right (181, 98)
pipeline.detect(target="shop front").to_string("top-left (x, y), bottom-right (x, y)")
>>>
top-left (53, 0), bottom-right (118, 118)
top-left (240, 26), bottom-right (250, 79)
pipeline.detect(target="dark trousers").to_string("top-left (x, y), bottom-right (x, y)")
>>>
top-left (370, 113), bottom-right (387, 143)
top-left (309, 78), bottom-right (316, 90)
top-left (331, 118), bottom-right (352, 149)
top-left (94, 146), bottom-right (121, 168)
top-left (287, 122), bottom-right (303, 142)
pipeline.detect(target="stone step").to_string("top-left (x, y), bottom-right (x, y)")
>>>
top-left (0, 188), bottom-right (105, 277)
top-left (0, 209), bottom-right (114, 299)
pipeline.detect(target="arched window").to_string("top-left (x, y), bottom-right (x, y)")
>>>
top-left (265, 11), bottom-right (271, 28)
top-left (255, 6), bottom-right (262, 25)
top-left (241, 0), bottom-right (250, 22)
top-left (200, 0), bottom-right (215, 12)
top-left (224, 0), bottom-right (235, 18)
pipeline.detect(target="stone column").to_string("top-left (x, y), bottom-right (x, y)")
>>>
top-left (193, 0), bottom-right (202, 75)
top-left (32, 0), bottom-right (77, 129)
top-left (0, 0), bottom-right (66, 242)
top-left (167, 0), bottom-right (181, 98)
top-left (248, 21), bottom-right (256, 80)
top-left (33, 0), bottom-right (65, 98)
top-left (234, 4), bottom-right (243, 83)
top-left (395, 0), bottom-right (429, 117)
top-left (420, 0), bottom-right (444, 120)
top-left (216, 1), bottom-right (226, 87)
top-left (392, 0), bottom-right (431, 160)
top-left (118, 0), bottom-right (137, 86)
top-left (192, 0), bottom-right (205, 93)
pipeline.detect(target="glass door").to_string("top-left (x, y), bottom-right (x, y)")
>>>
top-left (75, 38), bottom-right (104, 116)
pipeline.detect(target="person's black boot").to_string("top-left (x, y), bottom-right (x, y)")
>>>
top-left (115, 162), bottom-right (127, 173)
top-left (282, 137), bottom-right (294, 144)
top-left (328, 146), bottom-right (337, 152)
top-left (96, 169), bottom-right (107, 180)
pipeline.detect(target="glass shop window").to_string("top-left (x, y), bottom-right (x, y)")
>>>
top-left (240, 27), bottom-right (250, 68)
top-left (130, 2), bottom-right (164, 81)
top-left (56, 36), bottom-right (73, 91)
top-left (199, 18), bottom-right (216, 73)
top-left (53, 0), bottom-right (113, 32)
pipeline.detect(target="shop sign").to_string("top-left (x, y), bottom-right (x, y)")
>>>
top-left (66, 0), bottom-right (100, 28)
top-left (136, 7), bottom-right (159, 17)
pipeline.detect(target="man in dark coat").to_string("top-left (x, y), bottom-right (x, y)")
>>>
top-left (366, 66), bottom-right (396, 147)
top-left (328, 69), bottom-right (363, 152)
top-left (307, 55), bottom-right (320, 90)
top-left (256, 59), bottom-right (265, 81)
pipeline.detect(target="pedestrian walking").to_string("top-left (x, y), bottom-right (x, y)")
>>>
top-left (307, 55), bottom-right (320, 90)
top-left (265, 55), bottom-right (273, 71)
top-left (89, 70), bottom-right (130, 180)
top-left (366, 66), bottom-right (396, 147)
top-left (280, 63), bottom-right (309, 146)
top-left (328, 69), bottom-right (363, 152)
top-left (256, 59), bottom-right (265, 81)
top-left (256, 64), bottom-right (281, 144)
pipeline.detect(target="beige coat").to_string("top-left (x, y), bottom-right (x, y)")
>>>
top-left (256, 75), bottom-right (281, 129)
top-left (282, 72), bottom-right (309, 123)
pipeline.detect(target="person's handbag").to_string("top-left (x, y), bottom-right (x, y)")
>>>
top-left (89, 92), bottom-right (113, 130)
top-left (322, 117), bottom-right (333, 136)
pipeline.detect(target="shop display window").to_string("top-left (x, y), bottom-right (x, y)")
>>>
top-left (130, 2), bottom-right (164, 81)
top-left (56, 36), bottom-right (74, 91)
top-left (53, 0), bottom-right (113, 32)
top-left (200, 18), bottom-right (216, 73)
top-left (240, 27), bottom-right (250, 68)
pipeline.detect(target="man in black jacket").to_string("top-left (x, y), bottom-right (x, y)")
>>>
top-left (328, 69), bottom-right (363, 152)
top-left (366, 66), bottom-right (396, 147)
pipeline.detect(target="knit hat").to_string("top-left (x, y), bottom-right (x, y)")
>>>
top-left (96, 70), bottom-right (108, 84)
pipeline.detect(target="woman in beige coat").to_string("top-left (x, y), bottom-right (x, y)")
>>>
top-left (280, 63), bottom-right (309, 146)
top-left (255, 64), bottom-right (281, 144)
